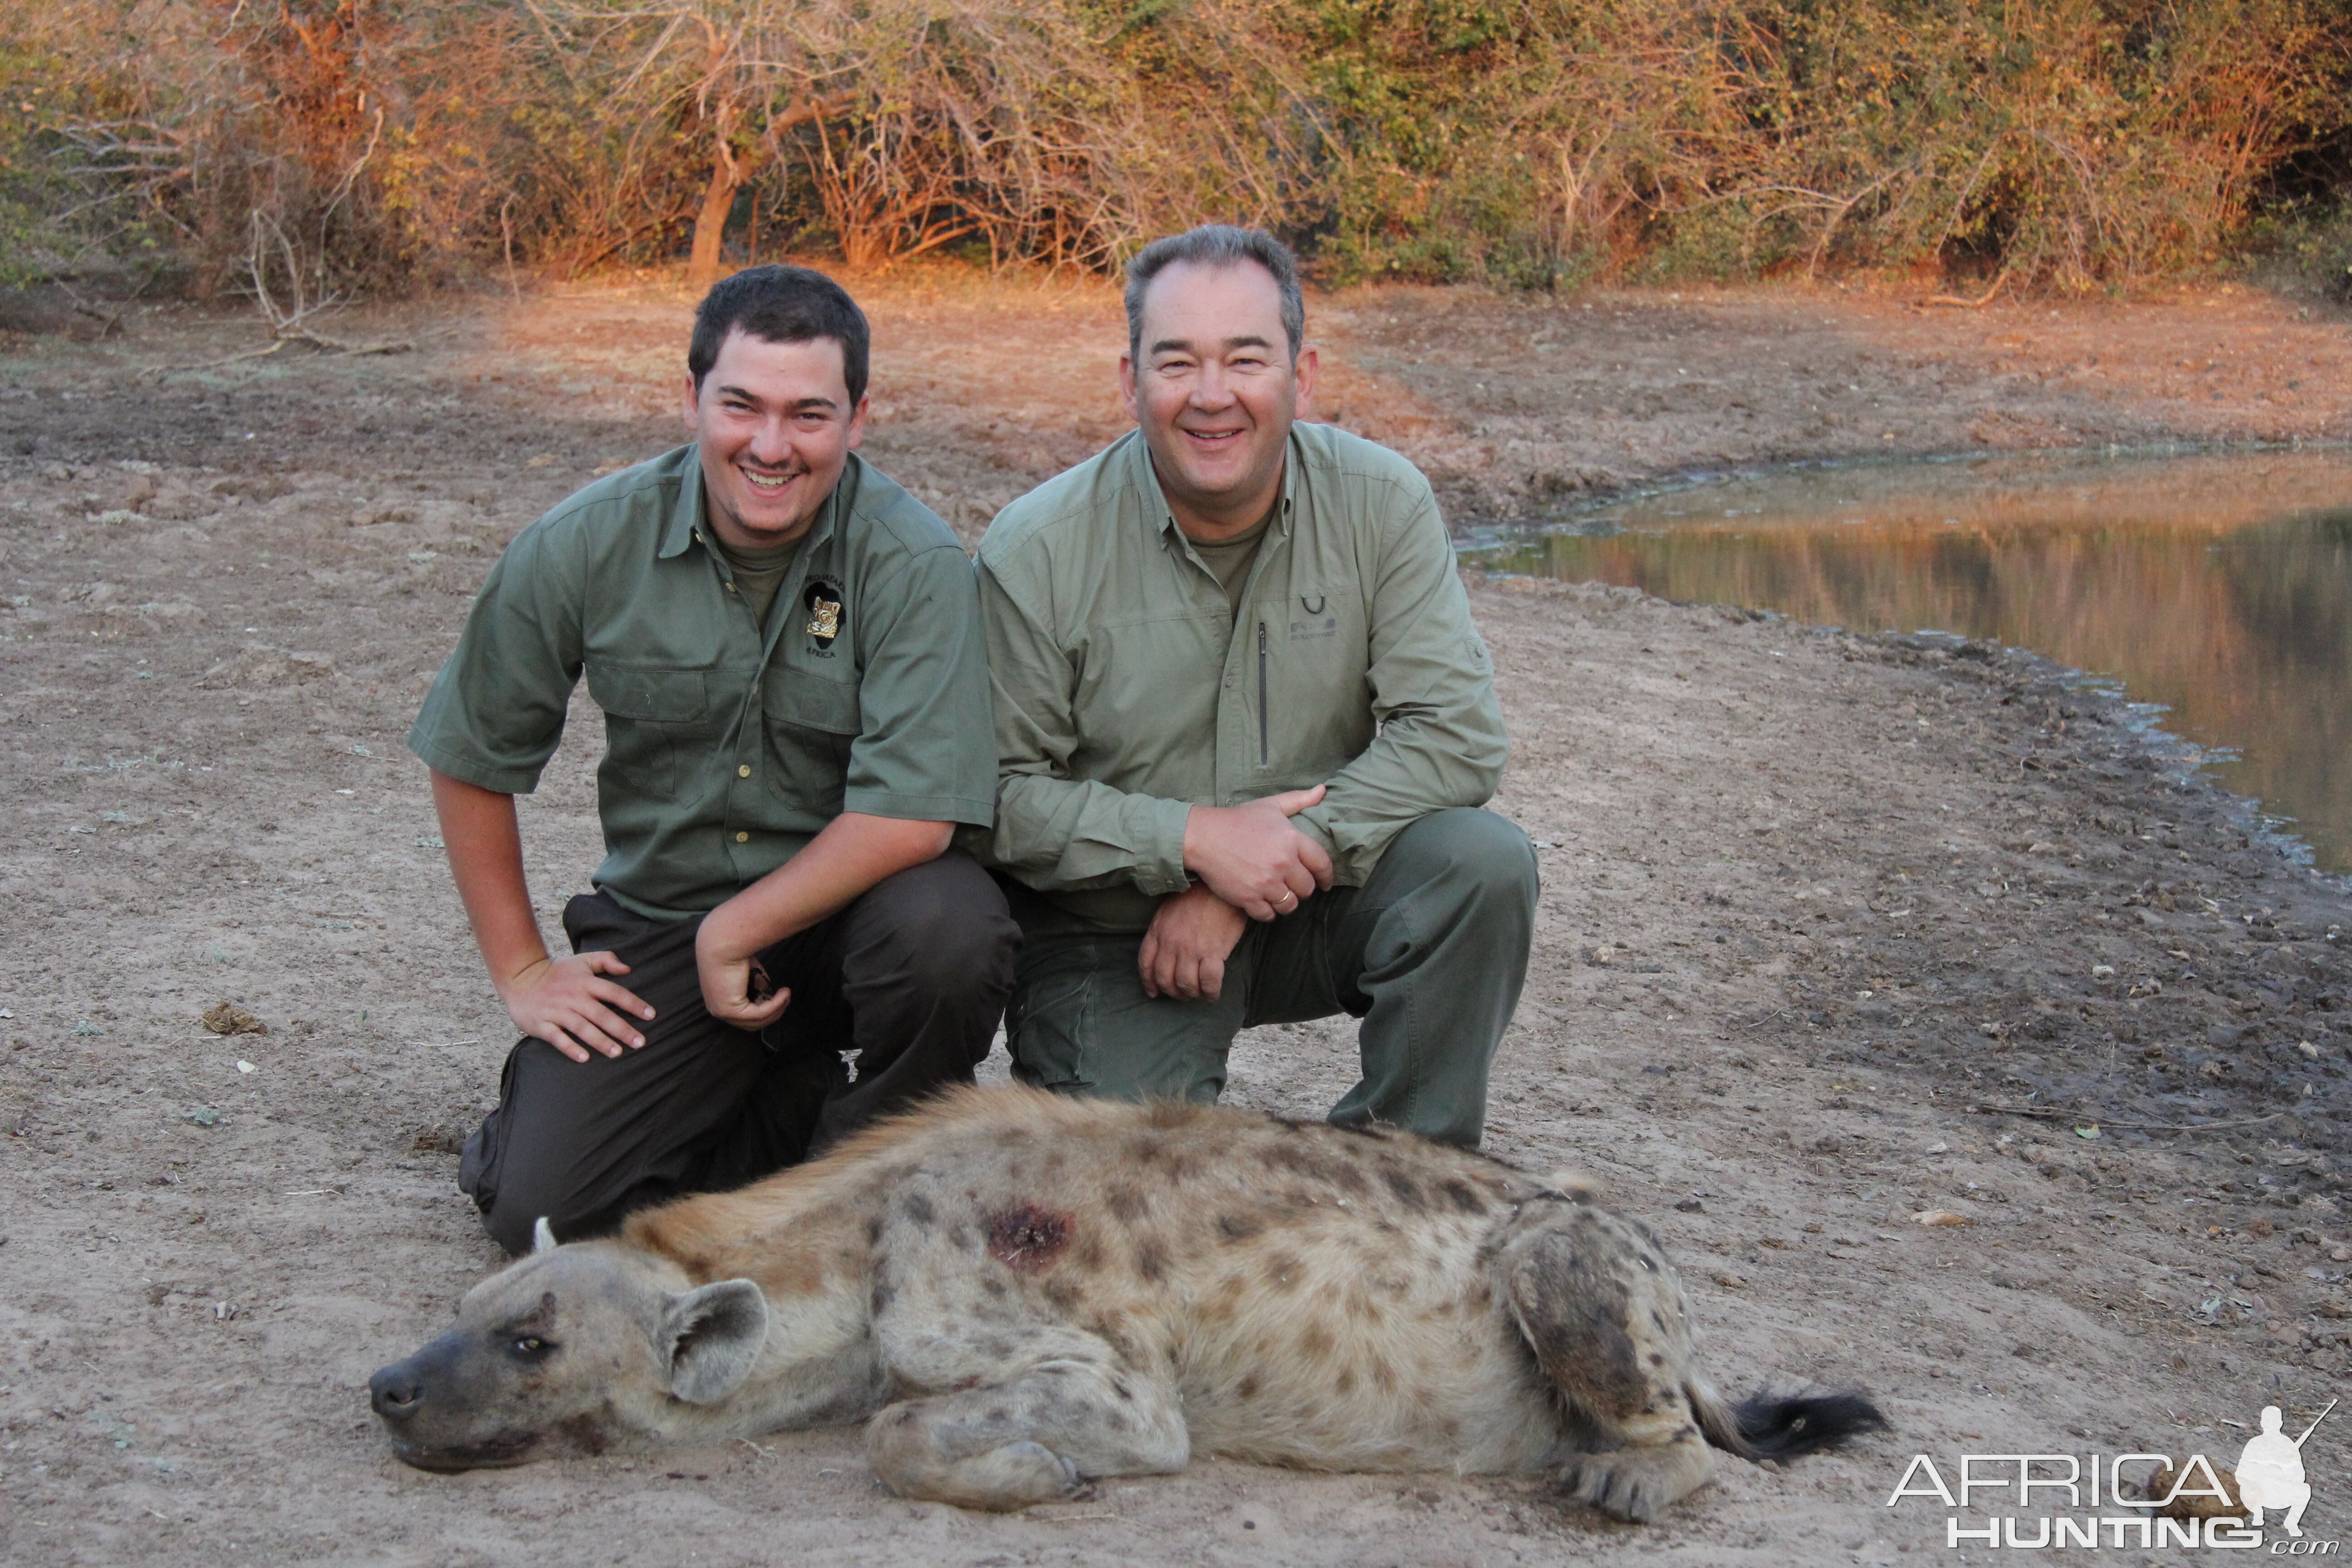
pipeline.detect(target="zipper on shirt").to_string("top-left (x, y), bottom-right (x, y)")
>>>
top-left (1256, 619), bottom-right (1269, 765)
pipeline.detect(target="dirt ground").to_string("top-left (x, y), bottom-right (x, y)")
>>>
top-left (2, 272), bottom-right (2348, 1566)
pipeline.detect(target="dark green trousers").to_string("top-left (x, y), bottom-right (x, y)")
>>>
top-left (1003, 808), bottom-right (1538, 1147)
top-left (458, 853), bottom-right (1016, 1255)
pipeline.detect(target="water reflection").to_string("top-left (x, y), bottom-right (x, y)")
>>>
top-left (1474, 450), bottom-right (2352, 872)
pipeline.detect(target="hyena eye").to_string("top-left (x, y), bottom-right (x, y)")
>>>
top-left (508, 1335), bottom-right (554, 1359)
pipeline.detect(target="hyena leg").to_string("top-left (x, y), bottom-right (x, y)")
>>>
top-left (1495, 1196), bottom-right (1716, 1523)
top-left (866, 1326), bottom-right (1190, 1511)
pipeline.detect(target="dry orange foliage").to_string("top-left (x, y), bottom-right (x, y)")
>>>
top-left (4, 0), bottom-right (2346, 293)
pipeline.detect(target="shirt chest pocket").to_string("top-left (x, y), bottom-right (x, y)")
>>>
top-left (585, 662), bottom-right (711, 803)
top-left (1280, 584), bottom-right (1348, 644)
top-left (1263, 583), bottom-right (1364, 697)
top-left (762, 675), bottom-right (860, 814)
top-left (1259, 584), bottom-right (1372, 772)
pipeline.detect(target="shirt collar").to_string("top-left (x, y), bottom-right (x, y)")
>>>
top-left (661, 446), bottom-right (850, 561)
top-left (1136, 426), bottom-right (1301, 545)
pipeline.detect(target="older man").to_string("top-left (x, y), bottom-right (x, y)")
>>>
top-left (410, 265), bottom-right (1014, 1253)
top-left (976, 225), bottom-right (1536, 1147)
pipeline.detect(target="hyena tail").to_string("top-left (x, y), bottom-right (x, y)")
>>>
top-left (1690, 1379), bottom-right (1888, 1461)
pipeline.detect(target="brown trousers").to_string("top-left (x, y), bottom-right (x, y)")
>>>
top-left (458, 851), bottom-right (1017, 1254)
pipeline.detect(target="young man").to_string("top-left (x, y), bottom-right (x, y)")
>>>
top-left (410, 265), bottom-right (1014, 1253)
top-left (976, 226), bottom-right (1537, 1148)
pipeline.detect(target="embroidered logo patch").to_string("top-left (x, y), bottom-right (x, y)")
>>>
top-left (804, 579), bottom-right (844, 648)
top-left (1289, 591), bottom-right (1337, 641)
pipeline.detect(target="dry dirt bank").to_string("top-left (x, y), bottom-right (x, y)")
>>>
top-left (12, 270), bottom-right (2352, 532)
top-left (0, 278), bottom-right (2347, 1566)
top-left (1318, 280), bottom-right (2352, 519)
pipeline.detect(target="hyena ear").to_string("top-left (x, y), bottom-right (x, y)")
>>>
top-left (656, 1279), bottom-right (769, 1405)
top-left (533, 1216), bottom-right (559, 1254)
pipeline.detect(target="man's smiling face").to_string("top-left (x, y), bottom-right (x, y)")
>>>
top-left (684, 328), bottom-right (867, 550)
top-left (1120, 259), bottom-right (1317, 537)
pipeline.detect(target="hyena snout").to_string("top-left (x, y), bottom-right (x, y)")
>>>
top-left (368, 1329), bottom-right (476, 1429)
top-left (368, 1360), bottom-right (428, 1423)
top-left (363, 1331), bottom-right (548, 1470)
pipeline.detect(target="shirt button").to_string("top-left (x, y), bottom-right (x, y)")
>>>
top-left (735, 831), bottom-right (749, 843)
top-left (737, 764), bottom-right (751, 778)
top-left (725, 582), bottom-right (736, 592)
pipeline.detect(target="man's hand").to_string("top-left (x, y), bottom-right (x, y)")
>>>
top-left (433, 770), bottom-right (657, 1066)
top-left (497, 951), bottom-right (655, 1064)
top-left (1182, 785), bottom-right (1333, 921)
top-left (695, 903), bottom-right (794, 1033)
top-left (688, 812), bottom-right (951, 1033)
top-left (1139, 883), bottom-right (1250, 1001)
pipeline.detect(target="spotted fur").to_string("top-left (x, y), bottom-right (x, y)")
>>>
top-left (368, 1085), bottom-right (1882, 1517)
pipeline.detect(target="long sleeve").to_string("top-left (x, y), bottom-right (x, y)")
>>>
top-left (1289, 488), bottom-right (1508, 883)
top-left (978, 554), bottom-right (1194, 897)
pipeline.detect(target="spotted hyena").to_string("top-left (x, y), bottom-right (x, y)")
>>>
top-left (369, 1086), bottom-right (1884, 1517)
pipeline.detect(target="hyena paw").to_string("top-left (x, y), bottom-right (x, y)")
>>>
top-left (996, 1441), bottom-right (1090, 1505)
top-left (1558, 1450), bottom-right (1686, 1524)
top-left (869, 1419), bottom-right (1091, 1510)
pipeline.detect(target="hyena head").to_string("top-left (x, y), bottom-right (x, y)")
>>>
top-left (367, 1222), bottom-right (769, 1471)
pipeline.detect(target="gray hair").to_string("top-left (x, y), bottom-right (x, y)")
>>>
top-left (1124, 225), bottom-right (1305, 363)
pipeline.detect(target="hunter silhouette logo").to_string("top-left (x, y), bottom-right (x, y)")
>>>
top-left (2235, 1400), bottom-right (2328, 1539)
top-left (1883, 1396), bottom-right (2334, 1551)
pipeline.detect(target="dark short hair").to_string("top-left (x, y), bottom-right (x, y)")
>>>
top-left (688, 265), bottom-right (870, 406)
top-left (1124, 225), bottom-right (1305, 363)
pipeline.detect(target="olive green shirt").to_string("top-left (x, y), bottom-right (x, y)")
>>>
top-left (409, 444), bottom-right (995, 921)
top-left (710, 532), bottom-right (802, 627)
top-left (976, 423), bottom-right (1509, 933)
top-left (1187, 505), bottom-right (1274, 622)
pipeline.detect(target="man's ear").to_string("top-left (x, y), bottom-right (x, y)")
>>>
top-left (846, 392), bottom-right (870, 451)
top-left (1292, 343), bottom-right (1320, 421)
top-left (681, 372), bottom-right (702, 431)
top-left (655, 1279), bottom-right (769, 1405)
top-left (1117, 352), bottom-right (1139, 422)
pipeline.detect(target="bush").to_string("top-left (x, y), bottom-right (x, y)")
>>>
top-left (2238, 198), bottom-right (2352, 299)
top-left (2, 0), bottom-right (2346, 295)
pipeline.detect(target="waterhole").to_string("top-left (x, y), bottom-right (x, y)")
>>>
top-left (1472, 448), bottom-right (2352, 872)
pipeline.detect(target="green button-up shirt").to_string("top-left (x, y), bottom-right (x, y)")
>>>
top-left (976, 423), bottom-right (1509, 932)
top-left (408, 444), bottom-right (995, 921)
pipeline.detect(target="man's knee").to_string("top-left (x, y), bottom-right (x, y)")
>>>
top-left (472, 1123), bottom-right (698, 1254)
top-left (470, 1155), bottom-right (603, 1257)
top-left (476, 1186), bottom-right (554, 1257)
top-left (904, 875), bottom-right (1017, 1003)
top-left (1388, 808), bottom-right (1539, 908)
top-left (852, 854), bottom-right (1019, 1002)
top-left (461, 1034), bottom-right (724, 1256)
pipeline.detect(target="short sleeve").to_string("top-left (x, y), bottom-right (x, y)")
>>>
top-left (839, 543), bottom-right (997, 826)
top-left (406, 523), bottom-right (587, 794)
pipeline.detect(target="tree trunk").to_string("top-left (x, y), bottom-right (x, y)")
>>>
top-left (685, 92), bottom-right (834, 293)
top-left (686, 120), bottom-right (742, 294)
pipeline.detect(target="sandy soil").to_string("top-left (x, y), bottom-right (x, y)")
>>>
top-left (2, 274), bottom-right (2348, 1566)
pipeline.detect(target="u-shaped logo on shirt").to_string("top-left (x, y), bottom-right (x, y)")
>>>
top-left (1290, 592), bottom-right (1338, 641)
